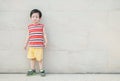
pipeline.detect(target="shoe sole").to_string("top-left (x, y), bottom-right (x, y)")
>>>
top-left (40, 73), bottom-right (46, 77)
top-left (27, 73), bottom-right (37, 76)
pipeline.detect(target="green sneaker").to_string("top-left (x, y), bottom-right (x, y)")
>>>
top-left (39, 69), bottom-right (46, 77)
top-left (27, 70), bottom-right (36, 76)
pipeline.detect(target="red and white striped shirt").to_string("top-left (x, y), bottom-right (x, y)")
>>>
top-left (28, 23), bottom-right (45, 47)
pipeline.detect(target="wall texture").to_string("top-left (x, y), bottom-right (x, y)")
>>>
top-left (0, 0), bottom-right (120, 73)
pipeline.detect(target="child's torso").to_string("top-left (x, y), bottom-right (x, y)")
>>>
top-left (28, 23), bottom-right (44, 47)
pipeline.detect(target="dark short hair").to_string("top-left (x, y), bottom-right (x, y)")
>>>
top-left (30, 9), bottom-right (42, 18)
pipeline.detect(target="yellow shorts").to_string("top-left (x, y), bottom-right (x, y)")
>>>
top-left (27, 47), bottom-right (43, 61)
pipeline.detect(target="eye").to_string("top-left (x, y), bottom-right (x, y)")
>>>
top-left (32, 16), bottom-right (35, 18)
top-left (36, 16), bottom-right (39, 18)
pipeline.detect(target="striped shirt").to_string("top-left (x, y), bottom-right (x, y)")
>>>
top-left (28, 23), bottom-right (45, 47)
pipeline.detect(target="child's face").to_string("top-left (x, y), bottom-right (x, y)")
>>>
top-left (30, 13), bottom-right (40, 24)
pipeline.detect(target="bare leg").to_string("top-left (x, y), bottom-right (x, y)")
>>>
top-left (38, 59), bottom-right (46, 76)
top-left (30, 59), bottom-right (36, 70)
top-left (27, 59), bottom-right (36, 76)
top-left (38, 59), bottom-right (43, 70)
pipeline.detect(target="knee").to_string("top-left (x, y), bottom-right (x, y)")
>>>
top-left (39, 59), bottom-right (43, 63)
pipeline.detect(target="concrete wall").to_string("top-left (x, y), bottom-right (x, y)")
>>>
top-left (0, 0), bottom-right (120, 73)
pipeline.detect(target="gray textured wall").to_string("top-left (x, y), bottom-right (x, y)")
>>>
top-left (0, 0), bottom-right (120, 73)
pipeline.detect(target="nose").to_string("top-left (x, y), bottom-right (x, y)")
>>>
top-left (33, 18), bottom-right (37, 20)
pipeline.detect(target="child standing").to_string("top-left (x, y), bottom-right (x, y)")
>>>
top-left (24, 9), bottom-right (47, 76)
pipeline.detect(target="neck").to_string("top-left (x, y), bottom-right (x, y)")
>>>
top-left (32, 22), bottom-right (40, 24)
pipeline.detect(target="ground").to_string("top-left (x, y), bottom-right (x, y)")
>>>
top-left (0, 74), bottom-right (120, 81)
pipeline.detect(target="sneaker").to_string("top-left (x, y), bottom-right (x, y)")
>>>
top-left (39, 69), bottom-right (46, 77)
top-left (27, 70), bottom-right (36, 76)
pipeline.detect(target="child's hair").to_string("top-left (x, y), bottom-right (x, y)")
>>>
top-left (30, 9), bottom-right (42, 18)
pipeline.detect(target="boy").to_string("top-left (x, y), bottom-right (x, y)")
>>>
top-left (24, 9), bottom-right (47, 76)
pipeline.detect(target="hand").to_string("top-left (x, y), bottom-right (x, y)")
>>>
top-left (24, 46), bottom-right (27, 50)
top-left (44, 43), bottom-right (47, 48)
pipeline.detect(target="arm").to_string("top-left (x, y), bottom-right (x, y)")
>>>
top-left (24, 37), bottom-right (29, 50)
top-left (24, 29), bottom-right (29, 50)
top-left (43, 27), bottom-right (47, 47)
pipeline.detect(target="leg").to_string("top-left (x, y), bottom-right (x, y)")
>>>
top-left (35, 48), bottom-right (44, 70)
top-left (30, 59), bottom-right (36, 70)
top-left (27, 47), bottom-right (37, 76)
top-left (27, 47), bottom-right (36, 70)
top-left (39, 59), bottom-right (46, 76)
top-left (38, 59), bottom-right (43, 70)
top-left (27, 59), bottom-right (37, 76)
top-left (36, 48), bottom-right (45, 76)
